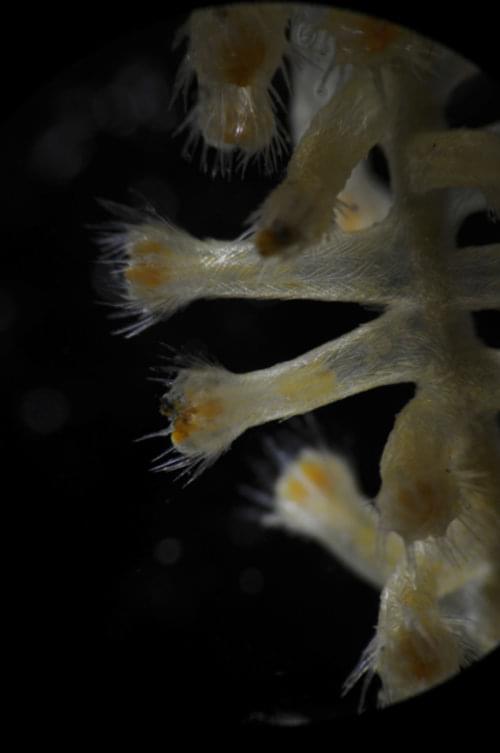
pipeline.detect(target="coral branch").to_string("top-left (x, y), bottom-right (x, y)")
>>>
top-left (160, 310), bottom-right (422, 474)
top-left (450, 244), bottom-right (500, 310)
top-left (105, 207), bottom-right (414, 333)
top-left (407, 129), bottom-right (500, 214)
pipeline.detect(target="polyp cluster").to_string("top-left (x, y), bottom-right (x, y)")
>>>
top-left (102, 4), bottom-right (500, 707)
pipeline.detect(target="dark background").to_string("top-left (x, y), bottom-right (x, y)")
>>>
top-left (3, 0), bottom-right (499, 738)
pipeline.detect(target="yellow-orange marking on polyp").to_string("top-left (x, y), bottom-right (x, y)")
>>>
top-left (255, 223), bottom-right (300, 257)
top-left (400, 580), bottom-right (428, 612)
top-left (125, 265), bottom-right (168, 288)
top-left (336, 194), bottom-right (364, 233)
top-left (132, 239), bottom-right (170, 258)
top-left (171, 398), bottom-right (223, 445)
top-left (279, 365), bottom-right (335, 405)
top-left (395, 627), bottom-right (444, 683)
top-left (126, 239), bottom-right (171, 289)
top-left (300, 459), bottom-right (334, 493)
top-left (283, 477), bottom-right (308, 503)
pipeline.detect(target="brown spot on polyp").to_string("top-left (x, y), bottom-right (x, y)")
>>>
top-left (220, 35), bottom-right (266, 86)
top-left (256, 222), bottom-right (299, 256)
top-left (171, 398), bottom-right (223, 445)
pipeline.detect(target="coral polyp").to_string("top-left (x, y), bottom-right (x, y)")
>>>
top-left (101, 4), bottom-right (500, 709)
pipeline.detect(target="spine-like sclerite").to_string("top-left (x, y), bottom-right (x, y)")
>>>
top-left (100, 4), bottom-right (500, 709)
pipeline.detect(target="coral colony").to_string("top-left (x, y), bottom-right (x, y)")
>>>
top-left (101, 5), bottom-right (500, 708)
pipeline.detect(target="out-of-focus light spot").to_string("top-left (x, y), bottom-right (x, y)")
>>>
top-left (92, 62), bottom-right (174, 135)
top-left (228, 514), bottom-right (265, 549)
top-left (30, 62), bottom-right (175, 185)
top-left (0, 290), bottom-right (16, 331)
top-left (154, 537), bottom-right (182, 565)
top-left (247, 711), bottom-right (310, 727)
top-left (19, 387), bottom-right (70, 435)
top-left (31, 121), bottom-right (93, 182)
top-left (238, 566), bottom-right (264, 595)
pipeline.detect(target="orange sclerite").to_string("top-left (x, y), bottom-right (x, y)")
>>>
top-left (125, 239), bottom-right (170, 288)
top-left (358, 18), bottom-right (401, 55)
top-left (171, 397), bottom-right (224, 445)
top-left (283, 458), bottom-right (336, 503)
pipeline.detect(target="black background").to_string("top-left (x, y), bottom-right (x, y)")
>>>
top-left (3, 0), bottom-right (500, 740)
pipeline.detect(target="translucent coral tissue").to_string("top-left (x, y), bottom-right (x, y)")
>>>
top-left (99, 4), bottom-right (500, 711)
